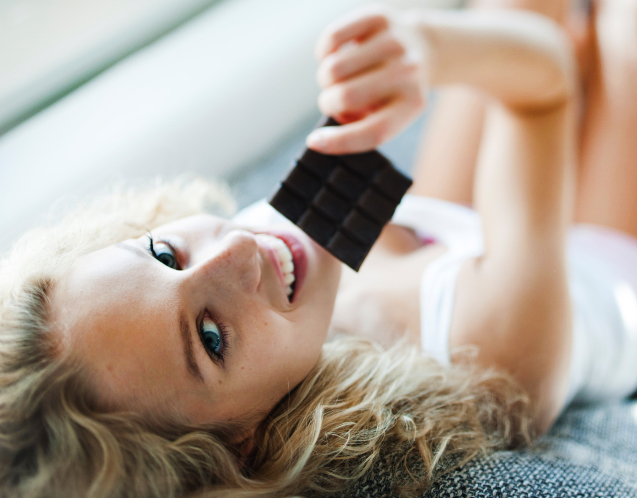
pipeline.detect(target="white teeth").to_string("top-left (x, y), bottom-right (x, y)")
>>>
top-left (277, 247), bottom-right (292, 262)
top-left (255, 233), bottom-right (296, 296)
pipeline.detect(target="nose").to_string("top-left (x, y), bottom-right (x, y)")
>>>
top-left (190, 229), bottom-right (261, 293)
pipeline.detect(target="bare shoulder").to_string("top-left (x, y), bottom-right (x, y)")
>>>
top-left (332, 222), bottom-right (447, 348)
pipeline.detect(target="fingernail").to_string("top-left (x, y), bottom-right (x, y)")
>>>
top-left (306, 131), bottom-right (328, 150)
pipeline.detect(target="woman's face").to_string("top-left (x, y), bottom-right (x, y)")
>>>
top-left (51, 213), bottom-right (341, 430)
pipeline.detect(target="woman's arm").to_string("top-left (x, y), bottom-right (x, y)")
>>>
top-left (454, 104), bottom-right (575, 435)
top-left (311, 7), bottom-right (577, 433)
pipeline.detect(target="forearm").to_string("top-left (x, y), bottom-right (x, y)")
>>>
top-left (410, 87), bottom-right (486, 204)
top-left (409, 9), bottom-right (575, 112)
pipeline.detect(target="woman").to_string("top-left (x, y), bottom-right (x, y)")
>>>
top-left (1, 1), bottom-right (636, 496)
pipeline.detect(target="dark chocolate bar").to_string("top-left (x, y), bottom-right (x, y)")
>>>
top-left (269, 117), bottom-right (412, 271)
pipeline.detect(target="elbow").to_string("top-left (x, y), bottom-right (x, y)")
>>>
top-left (528, 397), bottom-right (565, 439)
top-left (507, 58), bottom-right (576, 115)
top-left (520, 360), bottom-right (571, 437)
top-left (508, 17), bottom-right (578, 114)
top-left (530, 394), bottom-right (563, 437)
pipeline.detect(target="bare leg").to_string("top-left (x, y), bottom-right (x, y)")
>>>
top-left (410, 0), bottom-right (572, 204)
top-left (575, 0), bottom-right (637, 239)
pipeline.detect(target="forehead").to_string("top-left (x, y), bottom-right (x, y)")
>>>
top-left (54, 243), bottom-right (159, 330)
top-left (152, 214), bottom-right (229, 239)
top-left (50, 243), bottom-right (193, 412)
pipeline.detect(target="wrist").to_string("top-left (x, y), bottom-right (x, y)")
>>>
top-left (399, 9), bottom-right (451, 88)
top-left (393, 10), bottom-right (434, 98)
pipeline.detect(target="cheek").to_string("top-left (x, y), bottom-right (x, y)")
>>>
top-left (241, 315), bottom-right (302, 366)
top-left (236, 315), bottom-right (321, 387)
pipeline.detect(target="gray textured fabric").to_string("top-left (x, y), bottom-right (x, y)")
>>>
top-left (339, 401), bottom-right (637, 497)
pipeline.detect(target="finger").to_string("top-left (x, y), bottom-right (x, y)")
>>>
top-left (317, 30), bottom-right (406, 88)
top-left (318, 58), bottom-right (418, 117)
top-left (306, 98), bottom-right (424, 154)
top-left (315, 8), bottom-right (390, 60)
top-left (333, 111), bottom-right (369, 124)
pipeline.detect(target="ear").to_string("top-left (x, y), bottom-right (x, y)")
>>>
top-left (235, 428), bottom-right (257, 467)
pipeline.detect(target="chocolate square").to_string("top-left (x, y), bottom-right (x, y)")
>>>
top-left (283, 166), bottom-right (322, 200)
top-left (269, 187), bottom-right (307, 223)
top-left (372, 167), bottom-right (412, 203)
top-left (312, 186), bottom-right (351, 223)
top-left (342, 211), bottom-right (383, 246)
top-left (357, 189), bottom-right (397, 225)
top-left (326, 231), bottom-right (368, 271)
top-left (339, 151), bottom-right (388, 179)
top-left (298, 209), bottom-right (336, 246)
top-left (299, 149), bottom-right (338, 180)
top-left (327, 166), bottom-right (367, 201)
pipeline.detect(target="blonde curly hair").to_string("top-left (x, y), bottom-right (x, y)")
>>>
top-left (0, 180), bottom-right (531, 498)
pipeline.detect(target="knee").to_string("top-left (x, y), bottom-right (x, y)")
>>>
top-left (468, 0), bottom-right (570, 24)
top-left (595, 0), bottom-right (637, 88)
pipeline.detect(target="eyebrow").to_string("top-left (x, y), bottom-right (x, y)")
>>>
top-left (115, 241), bottom-right (150, 260)
top-left (180, 312), bottom-right (205, 383)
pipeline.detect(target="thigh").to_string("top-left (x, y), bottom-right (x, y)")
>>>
top-left (575, 0), bottom-right (637, 239)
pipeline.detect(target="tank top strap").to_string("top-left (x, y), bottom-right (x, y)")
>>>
top-left (392, 195), bottom-right (484, 363)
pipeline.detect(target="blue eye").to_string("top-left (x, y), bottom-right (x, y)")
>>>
top-left (154, 245), bottom-right (177, 269)
top-left (201, 318), bottom-right (222, 356)
top-left (147, 235), bottom-right (179, 270)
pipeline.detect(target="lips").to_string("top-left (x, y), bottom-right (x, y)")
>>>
top-left (256, 231), bottom-right (307, 303)
top-left (255, 234), bottom-right (295, 299)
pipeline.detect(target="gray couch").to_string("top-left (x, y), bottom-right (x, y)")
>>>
top-left (340, 400), bottom-right (637, 497)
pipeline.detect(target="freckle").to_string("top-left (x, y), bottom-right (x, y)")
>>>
top-left (106, 365), bottom-right (114, 372)
top-left (218, 380), bottom-right (222, 385)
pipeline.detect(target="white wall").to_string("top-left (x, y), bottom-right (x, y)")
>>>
top-left (0, 0), bottom-right (222, 131)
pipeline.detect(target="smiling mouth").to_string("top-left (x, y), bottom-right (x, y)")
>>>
top-left (255, 234), bottom-right (296, 302)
